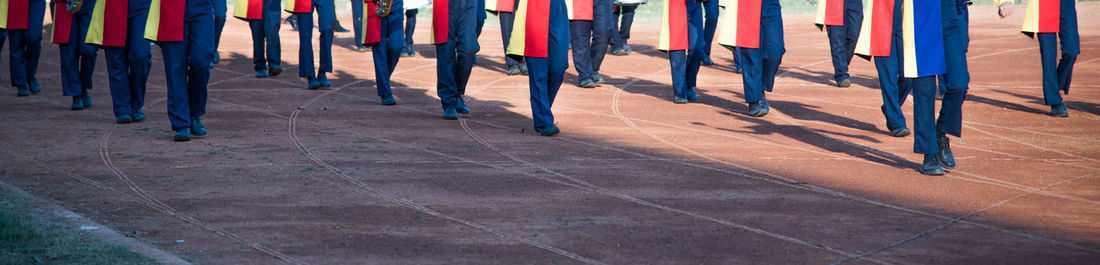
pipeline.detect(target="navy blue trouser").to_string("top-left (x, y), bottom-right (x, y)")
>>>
top-left (494, 1), bottom-right (520, 67)
top-left (702, 0), bottom-right (717, 56)
top-left (0, 29), bottom-right (6, 81)
top-left (351, 0), bottom-right (363, 45)
top-left (59, 0), bottom-right (98, 97)
top-left (8, 0), bottom-right (45, 89)
top-left (569, 0), bottom-right (612, 83)
top-left (669, 0), bottom-right (703, 99)
top-left (825, 0), bottom-right (862, 83)
top-left (250, 0), bottom-right (282, 70)
top-left (476, 0), bottom-right (486, 37)
top-left (214, 0), bottom-right (226, 52)
top-left (609, 4), bottom-right (636, 49)
top-left (405, 9), bottom-right (418, 48)
top-left (373, 0), bottom-right (406, 98)
top-left (736, 0), bottom-right (784, 103)
top-left (874, 0), bottom-right (941, 154)
top-left (296, 0), bottom-right (336, 79)
top-left (526, 0), bottom-right (569, 128)
top-left (1038, 0), bottom-right (1078, 106)
top-left (158, 0), bottom-right (214, 131)
top-left (935, 0), bottom-right (969, 138)
top-left (436, 0), bottom-right (480, 109)
top-left (875, 1), bottom-right (911, 132)
top-left (105, 0), bottom-right (152, 118)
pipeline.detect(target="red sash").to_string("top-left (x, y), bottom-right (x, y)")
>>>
top-left (431, 0), bottom-right (448, 44)
top-left (361, 1), bottom-right (382, 44)
top-left (51, 2), bottom-right (73, 44)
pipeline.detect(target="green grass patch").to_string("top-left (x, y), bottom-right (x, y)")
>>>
top-left (0, 194), bottom-right (155, 265)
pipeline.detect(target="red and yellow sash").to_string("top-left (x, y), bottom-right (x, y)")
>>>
top-left (234, 0), bottom-right (264, 20)
top-left (565, 0), bottom-right (591, 20)
top-left (506, 0), bottom-right (550, 57)
top-left (854, 0), bottom-right (892, 58)
top-left (657, 0), bottom-right (687, 51)
top-left (717, 0), bottom-right (761, 49)
top-left (50, 1), bottom-right (73, 44)
top-left (144, 0), bottom-right (186, 42)
top-left (430, 0), bottom-right (448, 44)
top-left (1021, 0), bottom-right (1059, 37)
top-left (86, 0), bottom-right (128, 46)
top-left (855, 0), bottom-right (944, 78)
top-left (813, 0), bottom-right (844, 29)
top-left (0, 0), bottom-right (30, 29)
top-left (284, 0), bottom-right (311, 14)
top-left (361, 0), bottom-right (382, 44)
top-left (486, 0), bottom-right (514, 12)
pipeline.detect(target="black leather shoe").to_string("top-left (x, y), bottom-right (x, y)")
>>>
top-left (286, 16), bottom-right (298, 31)
top-left (28, 79), bottom-right (40, 94)
top-left (116, 114), bottom-right (133, 124)
top-left (380, 95), bottom-right (396, 105)
top-left (269, 66), bottom-right (282, 77)
top-left (307, 78), bottom-right (322, 90)
top-left (506, 65), bottom-right (522, 76)
top-left (334, 21), bottom-right (350, 32)
top-left (71, 96), bottom-right (85, 110)
top-left (442, 107), bottom-right (458, 120)
top-left (535, 125), bottom-right (560, 136)
top-left (837, 78), bottom-right (851, 87)
top-left (1050, 103), bottom-right (1068, 117)
top-left (920, 154), bottom-right (946, 175)
top-left (748, 100), bottom-right (769, 117)
top-left (318, 73), bottom-right (331, 87)
top-left (190, 117), bottom-right (207, 137)
top-left (457, 98), bottom-right (470, 114)
top-left (701, 55), bottom-right (714, 66)
top-left (937, 133), bottom-right (956, 170)
top-left (579, 79), bottom-right (597, 88)
top-left (173, 129), bottom-right (191, 142)
top-left (889, 127), bottom-right (911, 137)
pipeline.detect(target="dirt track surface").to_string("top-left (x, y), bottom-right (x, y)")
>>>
top-left (2, 4), bottom-right (1099, 264)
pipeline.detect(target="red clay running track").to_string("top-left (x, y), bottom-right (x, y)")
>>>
top-left (1, 4), bottom-right (1098, 264)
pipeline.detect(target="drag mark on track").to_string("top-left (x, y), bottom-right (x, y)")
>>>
top-left (287, 81), bottom-right (604, 265)
top-left (832, 173), bottom-right (1097, 264)
top-left (99, 124), bottom-right (311, 265)
top-left (604, 61), bottom-right (1100, 253)
top-left (455, 116), bottom-right (888, 263)
top-left (333, 87), bottom-right (1100, 254)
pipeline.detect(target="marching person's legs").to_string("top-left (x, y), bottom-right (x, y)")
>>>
top-left (403, 8), bottom-right (418, 55)
top-left (935, 0), bottom-right (971, 170)
top-left (264, 0), bottom-right (282, 75)
top-left (250, 20), bottom-right (270, 76)
top-left (685, 0), bottom-right (704, 100)
top-left (351, 0), bottom-right (365, 51)
top-left (212, 0), bottom-right (226, 65)
top-left (316, 0), bottom-right (336, 86)
top-left (186, 0), bottom-right (215, 137)
top-left (569, 20), bottom-right (594, 87)
top-left (911, 76), bottom-right (943, 175)
top-left (590, 0), bottom-right (612, 83)
top-left (701, 0), bottom-right (718, 65)
top-left (373, 0), bottom-right (406, 104)
top-left (296, 11), bottom-right (319, 88)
